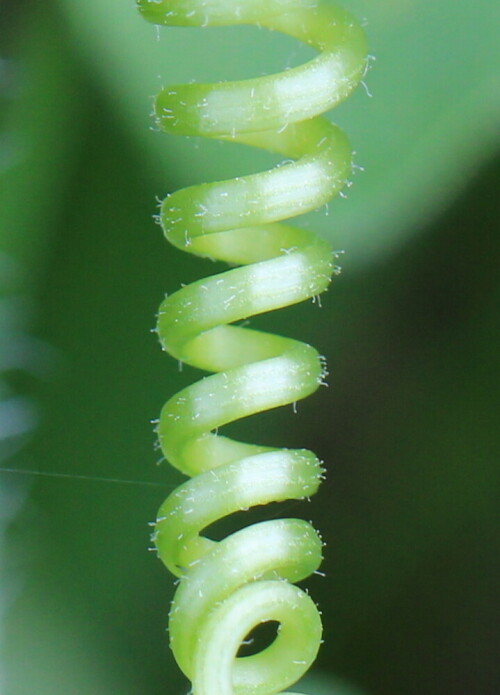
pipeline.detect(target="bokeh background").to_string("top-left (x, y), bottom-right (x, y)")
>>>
top-left (1, 1), bottom-right (498, 694)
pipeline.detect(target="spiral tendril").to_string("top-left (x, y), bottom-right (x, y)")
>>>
top-left (138, 1), bottom-right (366, 693)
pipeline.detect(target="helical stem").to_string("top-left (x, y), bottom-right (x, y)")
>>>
top-left (138, 1), bottom-right (367, 693)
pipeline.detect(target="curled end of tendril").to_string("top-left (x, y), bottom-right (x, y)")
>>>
top-left (140, 1), bottom-right (367, 693)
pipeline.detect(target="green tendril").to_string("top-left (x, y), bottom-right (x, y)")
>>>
top-left (137, 1), bottom-right (366, 693)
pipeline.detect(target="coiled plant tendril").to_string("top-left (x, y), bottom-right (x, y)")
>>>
top-left (138, 1), bottom-right (366, 693)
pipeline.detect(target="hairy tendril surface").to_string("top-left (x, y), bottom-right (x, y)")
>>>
top-left (137, 1), bottom-right (367, 693)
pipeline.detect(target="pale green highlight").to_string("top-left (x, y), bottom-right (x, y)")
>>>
top-left (138, 0), bottom-right (366, 692)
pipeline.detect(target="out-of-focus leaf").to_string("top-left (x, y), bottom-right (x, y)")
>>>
top-left (3, 49), bottom-right (189, 691)
top-left (0, 5), bottom-right (82, 286)
top-left (2, 2), bottom-right (497, 694)
top-left (6, 583), bottom-right (141, 694)
top-left (1, 5), bottom-right (137, 693)
top-left (56, 0), bottom-right (499, 265)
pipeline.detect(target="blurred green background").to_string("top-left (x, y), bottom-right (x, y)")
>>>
top-left (1, 0), bottom-right (498, 694)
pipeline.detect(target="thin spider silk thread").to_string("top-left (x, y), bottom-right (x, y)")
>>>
top-left (137, 1), bottom-right (367, 693)
top-left (0, 467), bottom-right (171, 488)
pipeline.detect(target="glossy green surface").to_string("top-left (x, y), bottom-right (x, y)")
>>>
top-left (140, 1), bottom-right (366, 692)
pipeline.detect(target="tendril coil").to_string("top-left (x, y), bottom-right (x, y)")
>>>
top-left (138, 1), bottom-right (366, 693)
